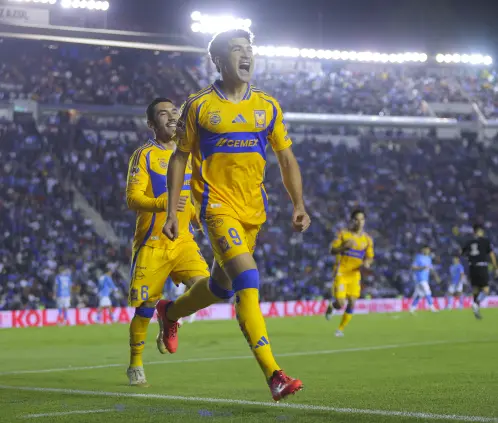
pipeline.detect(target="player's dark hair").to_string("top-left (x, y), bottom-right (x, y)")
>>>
top-left (473, 223), bottom-right (484, 233)
top-left (146, 97), bottom-right (174, 124)
top-left (208, 28), bottom-right (254, 72)
top-left (350, 208), bottom-right (366, 220)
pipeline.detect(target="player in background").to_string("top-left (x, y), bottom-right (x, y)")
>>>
top-left (324, 209), bottom-right (374, 337)
top-left (164, 277), bottom-right (197, 325)
top-left (409, 246), bottom-right (440, 313)
top-left (97, 267), bottom-right (117, 324)
top-left (159, 29), bottom-right (311, 401)
top-left (461, 224), bottom-right (498, 319)
top-left (54, 266), bottom-right (72, 325)
top-left (445, 255), bottom-right (465, 310)
top-left (125, 98), bottom-right (210, 386)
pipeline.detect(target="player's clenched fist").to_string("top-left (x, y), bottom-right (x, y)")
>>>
top-left (163, 216), bottom-right (179, 241)
top-left (292, 207), bottom-right (311, 232)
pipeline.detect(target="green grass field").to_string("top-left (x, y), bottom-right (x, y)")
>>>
top-left (1, 309), bottom-right (498, 423)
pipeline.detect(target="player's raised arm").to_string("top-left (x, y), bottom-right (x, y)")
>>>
top-left (163, 99), bottom-right (197, 240)
top-left (126, 149), bottom-right (166, 213)
top-left (269, 100), bottom-right (310, 233)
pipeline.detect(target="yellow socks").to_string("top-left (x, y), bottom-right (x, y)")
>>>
top-left (166, 277), bottom-right (227, 321)
top-left (338, 308), bottom-right (354, 331)
top-left (129, 307), bottom-right (154, 367)
top-left (235, 287), bottom-right (280, 379)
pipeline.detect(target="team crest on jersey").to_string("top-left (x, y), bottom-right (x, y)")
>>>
top-left (131, 166), bottom-right (140, 176)
top-left (158, 158), bottom-right (168, 169)
top-left (209, 112), bottom-right (221, 125)
top-left (254, 110), bottom-right (266, 128)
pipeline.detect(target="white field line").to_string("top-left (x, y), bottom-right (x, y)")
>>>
top-left (1, 385), bottom-right (497, 422)
top-left (0, 339), bottom-right (484, 376)
top-left (24, 409), bottom-right (115, 419)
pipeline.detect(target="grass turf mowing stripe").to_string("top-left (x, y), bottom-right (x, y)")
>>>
top-left (24, 409), bottom-right (115, 419)
top-left (0, 339), bottom-right (481, 376)
top-left (1, 385), bottom-right (497, 422)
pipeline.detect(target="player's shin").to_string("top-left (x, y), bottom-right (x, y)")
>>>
top-left (129, 305), bottom-right (154, 367)
top-left (476, 290), bottom-right (487, 306)
top-left (446, 293), bottom-right (453, 309)
top-left (166, 277), bottom-right (227, 321)
top-left (338, 303), bottom-right (354, 331)
top-left (234, 269), bottom-right (280, 379)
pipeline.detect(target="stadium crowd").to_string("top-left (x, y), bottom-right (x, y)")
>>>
top-left (2, 39), bottom-right (498, 311)
top-left (2, 112), bottom-right (497, 310)
top-left (0, 120), bottom-right (129, 311)
top-left (2, 39), bottom-right (498, 118)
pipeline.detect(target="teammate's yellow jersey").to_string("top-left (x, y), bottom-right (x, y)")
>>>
top-left (126, 139), bottom-right (195, 252)
top-left (174, 80), bottom-right (292, 226)
top-left (331, 230), bottom-right (374, 274)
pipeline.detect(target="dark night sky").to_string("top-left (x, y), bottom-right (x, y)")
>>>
top-left (110, 0), bottom-right (498, 54)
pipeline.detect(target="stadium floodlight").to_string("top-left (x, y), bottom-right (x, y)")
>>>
top-left (191, 11), bottom-right (202, 21)
top-left (8, 0), bottom-right (57, 2)
top-left (436, 52), bottom-right (492, 65)
top-left (59, 0), bottom-right (109, 10)
top-left (190, 11), bottom-right (251, 34)
top-left (252, 46), bottom-right (428, 64)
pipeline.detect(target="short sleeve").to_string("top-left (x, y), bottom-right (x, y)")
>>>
top-left (267, 98), bottom-right (292, 152)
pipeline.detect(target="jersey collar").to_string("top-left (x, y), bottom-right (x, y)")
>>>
top-left (212, 80), bottom-right (252, 101)
top-left (149, 138), bottom-right (167, 150)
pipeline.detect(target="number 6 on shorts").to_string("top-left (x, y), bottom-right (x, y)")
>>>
top-left (141, 285), bottom-right (149, 301)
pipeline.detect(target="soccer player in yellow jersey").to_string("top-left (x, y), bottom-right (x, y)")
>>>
top-left (157, 29), bottom-right (311, 401)
top-left (325, 209), bottom-right (374, 336)
top-left (125, 97), bottom-right (210, 386)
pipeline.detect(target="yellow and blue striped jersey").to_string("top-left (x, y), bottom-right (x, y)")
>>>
top-left (331, 230), bottom-right (374, 274)
top-left (126, 140), bottom-right (195, 252)
top-left (174, 80), bottom-right (292, 225)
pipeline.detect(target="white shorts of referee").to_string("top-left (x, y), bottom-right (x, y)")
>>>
top-left (99, 296), bottom-right (112, 308)
top-left (447, 282), bottom-right (463, 295)
top-left (413, 281), bottom-right (432, 297)
top-left (57, 297), bottom-right (71, 309)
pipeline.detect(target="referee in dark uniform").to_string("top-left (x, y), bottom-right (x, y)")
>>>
top-left (461, 224), bottom-right (498, 319)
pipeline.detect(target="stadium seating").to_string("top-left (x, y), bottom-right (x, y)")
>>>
top-left (1, 38), bottom-right (498, 310)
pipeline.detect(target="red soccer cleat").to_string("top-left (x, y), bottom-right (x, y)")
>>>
top-left (155, 300), bottom-right (179, 354)
top-left (268, 370), bottom-right (303, 402)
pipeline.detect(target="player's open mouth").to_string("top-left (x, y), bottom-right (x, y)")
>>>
top-left (239, 62), bottom-right (251, 72)
top-left (166, 120), bottom-right (177, 128)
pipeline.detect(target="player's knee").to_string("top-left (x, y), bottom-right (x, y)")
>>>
top-left (334, 299), bottom-right (345, 309)
top-left (345, 304), bottom-right (354, 314)
top-left (232, 268), bottom-right (259, 292)
top-left (209, 277), bottom-right (234, 299)
top-left (134, 305), bottom-right (155, 319)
